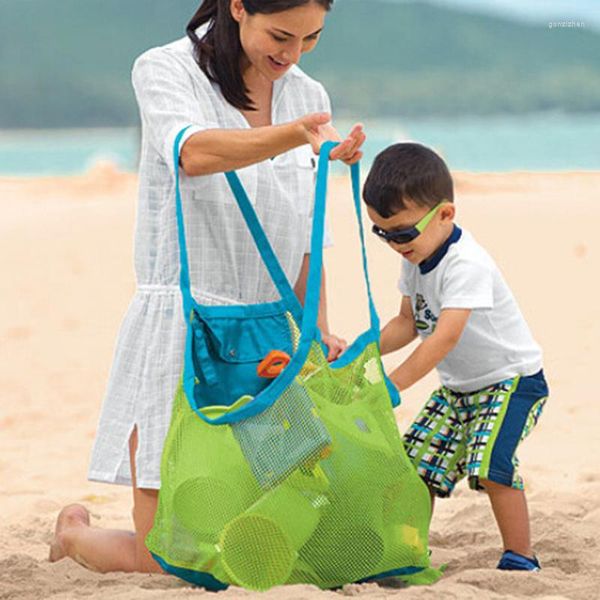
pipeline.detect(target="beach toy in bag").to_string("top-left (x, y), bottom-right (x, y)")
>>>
top-left (226, 346), bottom-right (332, 489)
top-left (144, 127), bottom-right (444, 591)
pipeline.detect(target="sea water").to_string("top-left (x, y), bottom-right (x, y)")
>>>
top-left (0, 112), bottom-right (598, 177)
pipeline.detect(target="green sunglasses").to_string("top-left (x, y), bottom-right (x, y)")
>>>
top-left (371, 201), bottom-right (449, 244)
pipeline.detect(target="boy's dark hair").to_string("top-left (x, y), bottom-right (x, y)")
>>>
top-left (362, 143), bottom-right (454, 218)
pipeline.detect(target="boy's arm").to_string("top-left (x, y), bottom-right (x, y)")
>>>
top-left (389, 308), bottom-right (471, 391)
top-left (380, 296), bottom-right (418, 355)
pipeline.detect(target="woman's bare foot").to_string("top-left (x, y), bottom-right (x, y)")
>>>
top-left (49, 503), bottom-right (91, 563)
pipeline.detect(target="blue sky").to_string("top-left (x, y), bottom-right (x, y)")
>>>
top-left (384, 0), bottom-right (600, 29)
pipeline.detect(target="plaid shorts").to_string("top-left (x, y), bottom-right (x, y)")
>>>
top-left (403, 370), bottom-right (548, 497)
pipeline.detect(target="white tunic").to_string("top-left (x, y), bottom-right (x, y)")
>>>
top-left (87, 32), bottom-right (332, 489)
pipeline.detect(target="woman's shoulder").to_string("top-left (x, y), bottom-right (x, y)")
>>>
top-left (132, 35), bottom-right (200, 74)
top-left (131, 35), bottom-right (214, 91)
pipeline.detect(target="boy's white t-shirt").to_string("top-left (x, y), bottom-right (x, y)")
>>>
top-left (398, 226), bottom-right (542, 393)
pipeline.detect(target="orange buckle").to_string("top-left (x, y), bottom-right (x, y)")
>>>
top-left (257, 350), bottom-right (291, 378)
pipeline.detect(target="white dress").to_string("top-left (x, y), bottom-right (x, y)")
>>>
top-left (87, 31), bottom-right (333, 489)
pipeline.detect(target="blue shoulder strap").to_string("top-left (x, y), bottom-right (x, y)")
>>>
top-left (173, 127), bottom-right (194, 318)
top-left (301, 142), bottom-right (380, 340)
top-left (223, 171), bottom-right (303, 321)
top-left (173, 127), bottom-right (302, 321)
top-left (173, 127), bottom-right (379, 340)
top-left (350, 156), bottom-right (381, 333)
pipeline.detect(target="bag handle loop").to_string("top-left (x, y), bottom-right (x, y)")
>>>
top-left (172, 126), bottom-right (303, 323)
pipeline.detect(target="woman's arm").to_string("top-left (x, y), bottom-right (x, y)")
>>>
top-left (180, 115), bottom-right (365, 176)
top-left (181, 120), bottom-right (307, 176)
top-left (132, 50), bottom-right (364, 174)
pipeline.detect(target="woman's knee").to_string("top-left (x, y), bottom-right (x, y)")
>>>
top-left (55, 527), bottom-right (78, 558)
top-left (128, 425), bottom-right (164, 572)
top-left (134, 544), bottom-right (164, 573)
top-left (133, 529), bottom-right (164, 573)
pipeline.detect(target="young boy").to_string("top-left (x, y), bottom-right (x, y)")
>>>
top-left (363, 143), bottom-right (549, 571)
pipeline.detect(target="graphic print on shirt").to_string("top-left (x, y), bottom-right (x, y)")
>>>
top-left (414, 293), bottom-right (438, 333)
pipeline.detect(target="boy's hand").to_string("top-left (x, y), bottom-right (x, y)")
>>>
top-left (321, 333), bottom-right (347, 362)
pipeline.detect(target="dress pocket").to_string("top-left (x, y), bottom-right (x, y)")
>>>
top-left (189, 163), bottom-right (259, 208)
top-left (273, 144), bottom-right (317, 217)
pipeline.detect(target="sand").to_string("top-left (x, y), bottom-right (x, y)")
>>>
top-left (1, 163), bottom-right (598, 599)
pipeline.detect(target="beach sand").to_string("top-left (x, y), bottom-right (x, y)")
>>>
top-left (1, 164), bottom-right (598, 599)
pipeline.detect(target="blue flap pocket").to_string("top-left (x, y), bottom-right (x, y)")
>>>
top-left (190, 309), bottom-right (295, 407)
top-left (198, 312), bottom-right (292, 363)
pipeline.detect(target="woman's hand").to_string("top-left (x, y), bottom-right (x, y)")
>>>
top-left (298, 113), bottom-right (365, 165)
top-left (321, 332), bottom-right (348, 362)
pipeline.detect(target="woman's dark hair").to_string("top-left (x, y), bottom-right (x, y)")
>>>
top-left (187, 0), bottom-right (333, 111)
top-left (363, 143), bottom-right (454, 218)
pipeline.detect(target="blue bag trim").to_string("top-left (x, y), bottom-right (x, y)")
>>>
top-left (173, 132), bottom-right (401, 424)
top-left (358, 565), bottom-right (425, 583)
top-left (385, 374), bottom-right (402, 407)
top-left (327, 328), bottom-right (400, 407)
top-left (152, 549), bottom-right (423, 590)
top-left (194, 299), bottom-right (289, 319)
top-left (151, 552), bottom-right (228, 591)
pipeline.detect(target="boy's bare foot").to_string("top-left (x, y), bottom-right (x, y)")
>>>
top-left (49, 504), bottom-right (90, 563)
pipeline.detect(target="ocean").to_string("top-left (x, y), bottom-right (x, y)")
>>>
top-left (1, 112), bottom-right (598, 176)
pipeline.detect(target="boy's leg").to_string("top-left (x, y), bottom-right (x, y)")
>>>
top-left (464, 371), bottom-right (548, 563)
top-left (480, 479), bottom-right (532, 557)
top-left (49, 427), bottom-right (164, 573)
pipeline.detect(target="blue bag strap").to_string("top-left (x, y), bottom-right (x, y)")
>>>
top-left (174, 127), bottom-right (378, 340)
top-left (299, 141), bottom-right (329, 341)
top-left (350, 156), bottom-right (381, 332)
top-left (172, 126), bottom-right (302, 321)
top-left (223, 171), bottom-right (303, 320)
top-left (173, 127), bottom-right (194, 318)
top-left (301, 142), bottom-right (380, 341)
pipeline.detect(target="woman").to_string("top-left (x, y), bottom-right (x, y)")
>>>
top-left (49, 0), bottom-right (365, 574)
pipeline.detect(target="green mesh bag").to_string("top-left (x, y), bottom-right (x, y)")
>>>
top-left (145, 133), bottom-right (443, 591)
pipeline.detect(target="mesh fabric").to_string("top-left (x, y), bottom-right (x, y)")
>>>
top-left (146, 338), bottom-right (433, 590)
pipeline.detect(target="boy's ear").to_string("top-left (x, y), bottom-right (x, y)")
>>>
top-left (440, 203), bottom-right (456, 222)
